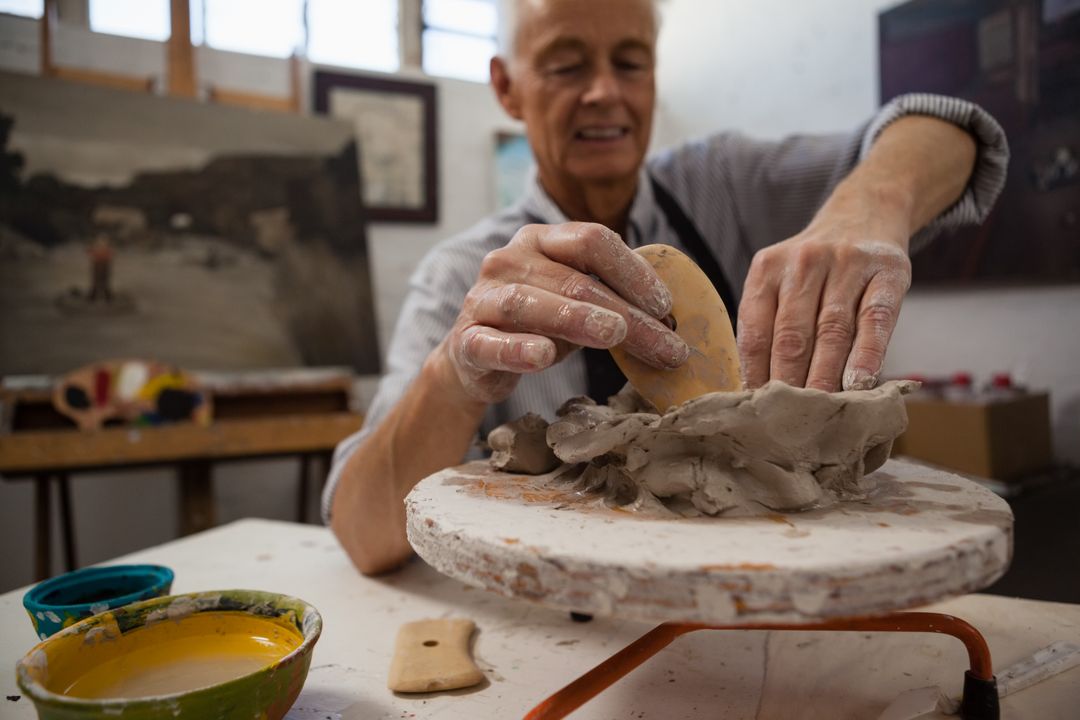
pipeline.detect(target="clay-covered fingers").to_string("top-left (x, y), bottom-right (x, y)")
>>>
top-left (739, 239), bottom-right (912, 392)
top-left (514, 222), bottom-right (673, 319)
top-left (802, 282), bottom-right (859, 392)
top-left (841, 267), bottom-right (910, 391)
top-left (442, 220), bottom-right (685, 405)
top-left (805, 249), bottom-right (909, 392)
top-left (736, 245), bottom-right (787, 389)
top-left (485, 223), bottom-right (687, 368)
top-left (467, 282), bottom-right (629, 350)
top-left (453, 326), bottom-right (557, 374)
top-left (463, 281), bottom-right (685, 369)
top-left (537, 268), bottom-right (687, 368)
top-left (767, 249), bottom-right (830, 388)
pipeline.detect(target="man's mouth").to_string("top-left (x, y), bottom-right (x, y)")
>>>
top-left (575, 126), bottom-right (630, 141)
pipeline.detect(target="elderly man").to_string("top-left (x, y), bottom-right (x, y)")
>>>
top-left (325, 0), bottom-right (1008, 574)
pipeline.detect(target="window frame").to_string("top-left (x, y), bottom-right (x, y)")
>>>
top-left (87, 0), bottom-right (172, 43)
top-left (0, 0), bottom-right (43, 20)
top-left (419, 0), bottom-right (498, 82)
top-left (304, 0), bottom-right (402, 73)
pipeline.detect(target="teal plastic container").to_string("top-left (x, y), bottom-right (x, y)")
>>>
top-left (23, 564), bottom-right (174, 639)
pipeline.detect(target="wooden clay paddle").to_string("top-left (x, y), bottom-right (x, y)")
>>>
top-left (609, 244), bottom-right (742, 412)
top-left (387, 618), bottom-right (484, 693)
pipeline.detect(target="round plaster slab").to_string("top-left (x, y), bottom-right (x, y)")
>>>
top-left (406, 459), bottom-right (1013, 625)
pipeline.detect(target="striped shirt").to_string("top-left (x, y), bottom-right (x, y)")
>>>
top-left (322, 92), bottom-right (1009, 522)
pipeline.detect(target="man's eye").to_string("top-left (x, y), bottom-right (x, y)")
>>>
top-left (615, 60), bottom-right (647, 72)
top-left (549, 64), bottom-right (583, 76)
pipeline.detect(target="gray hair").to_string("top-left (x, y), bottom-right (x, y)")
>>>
top-left (496, 0), bottom-right (662, 58)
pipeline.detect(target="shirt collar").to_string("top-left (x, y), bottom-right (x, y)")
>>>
top-left (518, 167), bottom-right (660, 249)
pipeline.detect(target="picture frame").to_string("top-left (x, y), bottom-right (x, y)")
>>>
top-left (313, 70), bottom-right (438, 223)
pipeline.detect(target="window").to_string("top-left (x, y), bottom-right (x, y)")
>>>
top-left (194, 0), bottom-right (303, 58)
top-left (0, 0), bottom-right (42, 18)
top-left (306, 0), bottom-right (399, 73)
top-left (188, 0), bottom-right (398, 70)
top-left (89, 0), bottom-right (170, 42)
top-left (422, 0), bottom-right (497, 83)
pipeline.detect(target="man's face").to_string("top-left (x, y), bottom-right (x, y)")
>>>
top-left (499, 0), bottom-right (657, 189)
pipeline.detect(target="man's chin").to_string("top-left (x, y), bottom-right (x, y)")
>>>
top-left (567, 161), bottom-right (642, 186)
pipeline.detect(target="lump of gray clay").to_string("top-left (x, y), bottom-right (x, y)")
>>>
top-left (540, 380), bottom-right (919, 517)
top-left (487, 412), bottom-right (561, 475)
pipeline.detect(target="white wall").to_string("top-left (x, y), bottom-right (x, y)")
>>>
top-left (653, 0), bottom-right (884, 144)
top-left (654, 0), bottom-right (1080, 464)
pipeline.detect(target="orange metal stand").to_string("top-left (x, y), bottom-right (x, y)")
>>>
top-left (524, 612), bottom-right (996, 719)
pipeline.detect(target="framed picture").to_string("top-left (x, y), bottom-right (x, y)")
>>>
top-left (494, 131), bottom-right (533, 210)
top-left (313, 70), bottom-right (438, 223)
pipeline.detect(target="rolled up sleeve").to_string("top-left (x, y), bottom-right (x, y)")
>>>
top-left (860, 92), bottom-right (1010, 252)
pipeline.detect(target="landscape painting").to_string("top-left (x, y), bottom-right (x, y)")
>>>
top-left (0, 71), bottom-right (381, 378)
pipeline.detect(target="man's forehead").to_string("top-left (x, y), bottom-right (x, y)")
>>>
top-left (506, 0), bottom-right (658, 56)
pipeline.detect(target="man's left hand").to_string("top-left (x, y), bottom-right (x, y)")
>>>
top-left (737, 183), bottom-right (913, 392)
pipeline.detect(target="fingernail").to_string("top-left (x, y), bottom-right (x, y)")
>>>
top-left (648, 282), bottom-right (673, 319)
top-left (662, 332), bottom-right (690, 367)
top-left (584, 308), bottom-right (627, 345)
top-left (522, 341), bottom-right (553, 368)
top-left (843, 367), bottom-right (878, 391)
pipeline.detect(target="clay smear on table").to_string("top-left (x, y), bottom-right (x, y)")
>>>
top-left (488, 380), bottom-right (918, 517)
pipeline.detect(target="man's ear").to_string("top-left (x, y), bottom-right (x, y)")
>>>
top-left (490, 56), bottom-right (523, 120)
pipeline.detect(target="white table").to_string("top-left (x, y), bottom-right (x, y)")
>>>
top-left (2, 519), bottom-right (1078, 719)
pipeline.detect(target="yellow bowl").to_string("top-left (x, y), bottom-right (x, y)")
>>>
top-left (16, 589), bottom-right (322, 720)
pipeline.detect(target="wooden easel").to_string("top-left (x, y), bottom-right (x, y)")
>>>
top-left (40, 0), bottom-right (155, 93)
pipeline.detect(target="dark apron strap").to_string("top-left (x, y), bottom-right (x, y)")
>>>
top-left (648, 174), bottom-right (739, 319)
top-left (523, 178), bottom-right (734, 403)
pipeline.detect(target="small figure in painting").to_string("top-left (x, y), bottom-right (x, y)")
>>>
top-left (87, 234), bottom-right (114, 303)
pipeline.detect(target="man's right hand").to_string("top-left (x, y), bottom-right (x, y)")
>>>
top-left (437, 222), bottom-right (690, 404)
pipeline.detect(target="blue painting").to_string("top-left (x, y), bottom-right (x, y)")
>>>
top-left (494, 132), bottom-right (533, 211)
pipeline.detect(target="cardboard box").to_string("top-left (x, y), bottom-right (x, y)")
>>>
top-left (891, 392), bottom-right (1053, 480)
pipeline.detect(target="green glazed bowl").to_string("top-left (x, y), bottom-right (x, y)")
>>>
top-left (15, 589), bottom-right (322, 720)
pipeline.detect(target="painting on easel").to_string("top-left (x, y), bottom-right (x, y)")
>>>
top-left (0, 70), bottom-right (380, 377)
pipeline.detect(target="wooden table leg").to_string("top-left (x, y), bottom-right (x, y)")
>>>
top-left (178, 461), bottom-right (214, 536)
top-left (296, 453), bottom-right (312, 524)
top-left (58, 473), bottom-right (77, 571)
top-left (314, 452), bottom-right (332, 523)
top-left (34, 475), bottom-right (52, 581)
top-left (318, 452), bottom-right (331, 495)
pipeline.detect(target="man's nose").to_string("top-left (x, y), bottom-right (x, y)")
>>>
top-left (582, 65), bottom-right (621, 105)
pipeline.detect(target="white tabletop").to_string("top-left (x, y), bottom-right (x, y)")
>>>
top-left (2, 518), bottom-right (1078, 720)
